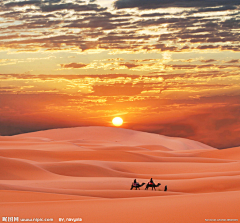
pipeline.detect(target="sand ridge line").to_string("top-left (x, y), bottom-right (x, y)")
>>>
top-left (0, 149), bottom-right (167, 162)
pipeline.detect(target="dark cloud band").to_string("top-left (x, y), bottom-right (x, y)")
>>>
top-left (114, 0), bottom-right (240, 9)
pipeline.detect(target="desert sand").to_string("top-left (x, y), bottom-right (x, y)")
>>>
top-left (0, 126), bottom-right (239, 223)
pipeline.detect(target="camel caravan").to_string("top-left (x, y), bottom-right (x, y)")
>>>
top-left (130, 178), bottom-right (167, 191)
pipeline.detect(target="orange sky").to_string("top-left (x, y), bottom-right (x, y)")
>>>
top-left (0, 0), bottom-right (240, 148)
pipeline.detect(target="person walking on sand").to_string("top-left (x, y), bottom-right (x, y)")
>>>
top-left (164, 185), bottom-right (168, 191)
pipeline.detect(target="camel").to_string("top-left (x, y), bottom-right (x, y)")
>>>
top-left (130, 182), bottom-right (145, 190)
top-left (145, 183), bottom-right (161, 190)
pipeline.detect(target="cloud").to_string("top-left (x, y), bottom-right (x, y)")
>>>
top-left (60, 63), bottom-right (88, 69)
top-left (4, 0), bottom-right (41, 8)
top-left (0, 0), bottom-right (238, 54)
top-left (153, 44), bottom-right (178, 51)
top-left (220, 45), bottom-right (240, 51)
top-left (119, 62), bottom-right (141, 69)
top-left (91, 83), bottom-right (144, 96)
top-left (64, 16), bottom-right (130, 30)
top-left (196, 45), bottom-right (219, 50)
top-left (226, 59), bottom-right (240, 63)
top-left (200, 59), bottom-right (217, 63)
top-left (140, 13), bottom-right (170, 17)
top-left (0, 73), bottom-right (142, 81)
top-left (40, 3), bottom-right (106, 12)
top-left (114, 0), bottom-right (240, 9)
top-left (185, 5), bottom-right (238, 15)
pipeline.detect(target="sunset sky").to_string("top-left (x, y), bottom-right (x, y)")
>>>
top-left (0, 0), bottom-right (240, 148)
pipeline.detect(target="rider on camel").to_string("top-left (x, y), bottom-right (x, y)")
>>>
top-left (133, 179), bottom-right (139, 187)
top-left (149, 178), bottom-right (154, 185)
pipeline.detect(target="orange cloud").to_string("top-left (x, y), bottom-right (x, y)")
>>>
top-left (60, 63), bottom-right (88, 69)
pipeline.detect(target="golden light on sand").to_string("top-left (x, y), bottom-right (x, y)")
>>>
top-left (112, 117), bottom-right (123, 126)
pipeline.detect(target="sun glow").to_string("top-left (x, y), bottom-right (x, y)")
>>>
top-left (112, 117), bottom-right (123, 126)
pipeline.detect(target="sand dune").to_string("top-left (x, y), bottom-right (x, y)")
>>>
top-left (0, 127), bottom-right (239, 222)
top-left (0, 156), bottom-right (60, 180)
top-left (196, 146), bottom-right (240, 160)
top-left (12, 126), bottom-right (216, 150)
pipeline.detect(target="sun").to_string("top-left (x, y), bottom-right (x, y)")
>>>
top-left (112, 117), bottom-right (123, 126)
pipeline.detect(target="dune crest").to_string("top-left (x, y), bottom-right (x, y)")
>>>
top-left (12, 126), bottom-right (216, 151)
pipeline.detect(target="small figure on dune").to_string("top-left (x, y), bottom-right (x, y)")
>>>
top-left (149, 178), bottom-right (154, 185)
top-left (164, 185), bottom-right (167, 191)
top-left (133, 179), bottom-right (139, 187)
top-left (130, 179), bottom-right (145, 190)
top-left (145, 178), bottom-right (161, 190)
